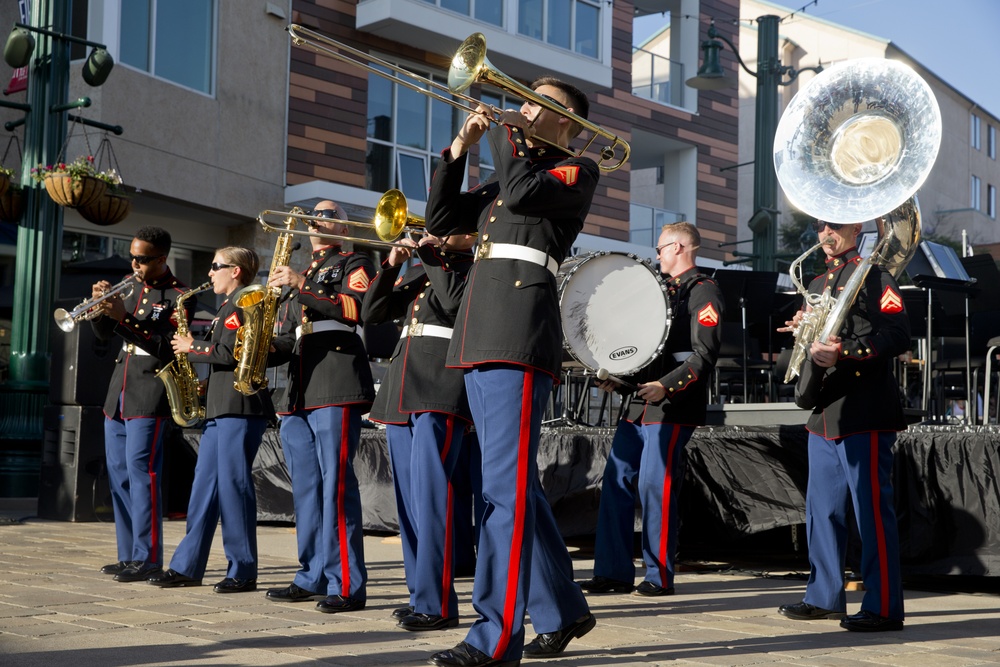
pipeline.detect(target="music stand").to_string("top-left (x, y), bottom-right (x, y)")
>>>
top-left (711, 269), bottom-right (778, 402)
top-left (906, 241), bottom-right (978, 422)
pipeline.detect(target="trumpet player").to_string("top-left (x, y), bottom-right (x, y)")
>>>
top-left (150, 247), bottom-right (275, 592)
top-left (264, 200), bottom-right (377, 613)
top-left (777, 220), bottom-right (910, 632)
top-left (90, 226), bottom-right (191, 583)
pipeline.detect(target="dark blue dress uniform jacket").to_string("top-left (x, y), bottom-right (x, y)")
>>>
top-left (425, 124), bottom-right (600, 376)
top-left (794, 249), bottom-right (910, 438)
top-left (361, 244), bottom-right (474, 424)
top-left (623, 268), bottom-right (724, 426)
top-left (271, 247), bottom-right (376, 413)
top-left (91, 270), bottom-right (191, 418)
top-left (186, 297), bottom-right (275, 420)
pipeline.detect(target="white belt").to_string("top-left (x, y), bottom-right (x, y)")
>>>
top-left (673, 351), bottom-right (693, 362)
top-left (401, 323), bottom-right (453, 340)
top-left (296, 320), bottom-right (358, 339)
top-left (123, 343), bottom-right (151, 357)
top-left (476, 242), bottom-right (559, 277)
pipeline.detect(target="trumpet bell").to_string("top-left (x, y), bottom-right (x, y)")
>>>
top-left (373, 189), bottom-right (420, 242)
top-left (448, 33), bottom-right (487, 94)
top-left (773, 58), bottom-right (942, 224)
top-left (53, 308), bottom-right (76, 332)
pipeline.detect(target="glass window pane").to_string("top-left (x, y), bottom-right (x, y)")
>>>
top-left (397, 85), bottom-right (428, 150)
top-left (154, 0), bottom-right (214, 92)
top-left (398, 153), bottom-right (428, 202)
top-left (575, 1), bottom-right (599, 57)
top-left (368, 68), bottom-right (394, 141)
top-left (431, 97), bottom-right (461, 155)
top-left (547, 0), bottom-right (571, 49)
top-left (367, 142), bottom-right (393, 192)
top-left (519, 0), bottom-right (543, 40)
top-left (120, 0), bottom-right (151, 71)
top-left (477, 92), bottom-right (502, 167)
top-left (475, 1), bottom-right (503, 26)
top-left (441, 0), bottom-right (470, 15)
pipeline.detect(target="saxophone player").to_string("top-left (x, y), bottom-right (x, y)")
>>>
top-left (777, 220), bottom-right (910, 632)
top-left (91, 226), bottom-right (191, 583)
top-left (150, 247), bottom-right (275, 592)
top-left (264, 200), bottom-right (377, 612)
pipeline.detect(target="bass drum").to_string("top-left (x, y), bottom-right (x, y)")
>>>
top-left (558, 251), bottom-right (671, 376)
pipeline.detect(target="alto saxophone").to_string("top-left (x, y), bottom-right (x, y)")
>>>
top-left (157, 281), bottom-right (213, 427)
top-left (232, 208), bottom-right (299, 395)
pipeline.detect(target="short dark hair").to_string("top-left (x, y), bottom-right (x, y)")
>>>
top-left (136, 226), bottom-right (172, 255)
top-left (531, 76), bottom-right (590, 138)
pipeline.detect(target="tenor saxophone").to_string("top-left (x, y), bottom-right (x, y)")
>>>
top-left (157, 281), bottom-right (212, 427)
top-left (232, 208), bottom-right (299, 395)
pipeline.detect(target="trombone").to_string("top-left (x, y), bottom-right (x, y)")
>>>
top-left (54, 274), bottom-right (136, 332)
top-left (257, 189), bottom-right (426, 248)
top-left (287, 24), bottom-right (630, 172)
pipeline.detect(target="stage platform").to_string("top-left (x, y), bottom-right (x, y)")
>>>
top-left (232, 419), bottom-right (1000, 578)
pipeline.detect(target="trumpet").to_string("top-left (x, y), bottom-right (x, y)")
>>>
top-left (54, 274), bottom-right (137, 333)
top-left (258, 189), bottom-right (429, 248)
top-left (287, 25), bottom-right (630, 172)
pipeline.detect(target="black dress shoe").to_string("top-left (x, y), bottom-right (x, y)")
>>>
top-left (523, 613), bottom-right (596, 657)
top-left (579, 575), bottom-right (634, 594)
top-left (114, 561), bottom-right (163, 583)
top-left (316, 595), bottom-right (365, 613)
top-left (391, 604), bottom-right (414, 620)
top-left (213, 578), bottom-right (257, 593)
top-left (148, 569), bottom-right (202, 588)
top-left (397, 612), bottom-right (459, 631)
top-left (266, 583), bottom-right (322, 602)
top-left (430, 641), bottom-right (520, 666)
top-left (101, 561), bottom-right (128, 575)
top-left (778, 601), bottom-right (845, 620)
top-left (840, 610), bottom-right (903, 632)
top-left (633, 581), bottom-right (674, 597)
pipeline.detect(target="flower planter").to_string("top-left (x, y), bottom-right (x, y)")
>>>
top-left (43, 173), bottom-right (107, 208)
top-left (0, 185), bottom-right (24, 223)
top-left (77, 190), bottom-right (132, 226)
top-left (0, 173), bottom-right (9, 200)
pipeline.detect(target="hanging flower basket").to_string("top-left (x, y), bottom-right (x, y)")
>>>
top-left (77, 189), bottom-right (132, 226)
top-left (0, 184), bottom-right (25, 223)
top-left (43, 172), bottom-right (107, 208)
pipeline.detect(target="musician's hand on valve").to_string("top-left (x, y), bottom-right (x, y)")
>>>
top-left (387, 238), bottom-right (417, 267)
top-left (92, 280), bottom-right (109, 300)
top-left (809, 336), bottom-right (842, 368)
top-left (637, 380), bottom-right (667, 403)
top-left (171, 333), bottom-right (194, 355)
top-left (103, 293), bottom-right (126, 321)
top-left (777, 309), bottom-right (805, 333)
top-left (268, 266), bottom-right (305, 291)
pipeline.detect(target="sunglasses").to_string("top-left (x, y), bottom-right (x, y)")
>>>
top-left (310, 208), bottom-right (339, 219)
top-left (811, 221), bottom-right (847, 233)
top-left (210, 262), bottom-right (235, 271)
top-left (129, 253), bottom-right (164, 264)
top-left (656, 241), bottom-right (680, 253)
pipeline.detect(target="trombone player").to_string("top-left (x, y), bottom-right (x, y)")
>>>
top-left (425, 77), bottom-right (598, 667)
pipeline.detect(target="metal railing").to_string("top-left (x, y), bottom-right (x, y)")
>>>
top-left (629, 203), bottom-right (686, 247)
top-left (632, 47), bottom-right (683, 107)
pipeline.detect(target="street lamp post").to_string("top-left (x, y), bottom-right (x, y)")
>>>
top-left (686, 15), bottom-right (821, 272)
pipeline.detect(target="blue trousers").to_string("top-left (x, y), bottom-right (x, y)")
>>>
top-left (463, 366), bottom-right (589, 663)
top-left (169, 416), bottom-right (267, 580)
top-left (280, 406), bottom-right (367, 600)
top-left (803, 431), bottom-right (904, 620)
top-left (387, 413), bottom-right (465, 618)
top-left (593, 419), bottom-right (694, 589)
top-left (104, 411), bottom-right (168, 565)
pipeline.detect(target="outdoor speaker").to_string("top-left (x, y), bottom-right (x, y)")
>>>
top-left (38, 405), bottom-right (112, 522)
top-left (48, 298), bottom-right (117, 406)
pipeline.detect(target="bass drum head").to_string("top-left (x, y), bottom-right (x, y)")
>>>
top-left (558, 251), bottom-right (670, 376)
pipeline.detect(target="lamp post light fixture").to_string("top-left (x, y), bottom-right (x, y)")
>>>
top-left (686, 16), bottom-right (822, 272)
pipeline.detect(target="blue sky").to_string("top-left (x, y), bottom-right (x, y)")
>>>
top-left (636, 0), bottom-right (1000, 119)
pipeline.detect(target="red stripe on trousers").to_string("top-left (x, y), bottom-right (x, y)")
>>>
top-left (658, 426), bottom-right (681, 585)
top-left (869, 432), bottom-right (890, 618)
top-left (338, 407), bottom-right (352, 596)
top-left (148, 417), bottom-right (164, 562)
top-left (440, 416), bottom-right (456, 617)
top-left (494, 370), bottom-right (533, 659)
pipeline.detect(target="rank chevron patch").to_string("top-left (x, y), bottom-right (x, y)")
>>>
top-left (697, 303), bottom-right (720, 327)
top-left (548, 165), bottom-right (579, 186)
top-left (880, 285), bottom-right (903, 313)
top-left (224, 312), bottom-right (242, 329)
top-left (348, 267), bottom-right (371, 292)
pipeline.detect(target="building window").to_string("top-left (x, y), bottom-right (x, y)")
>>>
top-left (518, 0), bottom-right (601, 58)
top-left (989, 184), bottom-right (996, 219)
top-left (971, 113), bottom-right (981, 150)
top-left (119, 0), bottom-right (216, 94)
top-left (989, 125), bottom-right (996, 160)
top-left (424, 0), bottom-right (503, 26)
top-left (366, 64), bottom-right (462, 202)
top-left (971, 175), bottom-right (981, 210)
